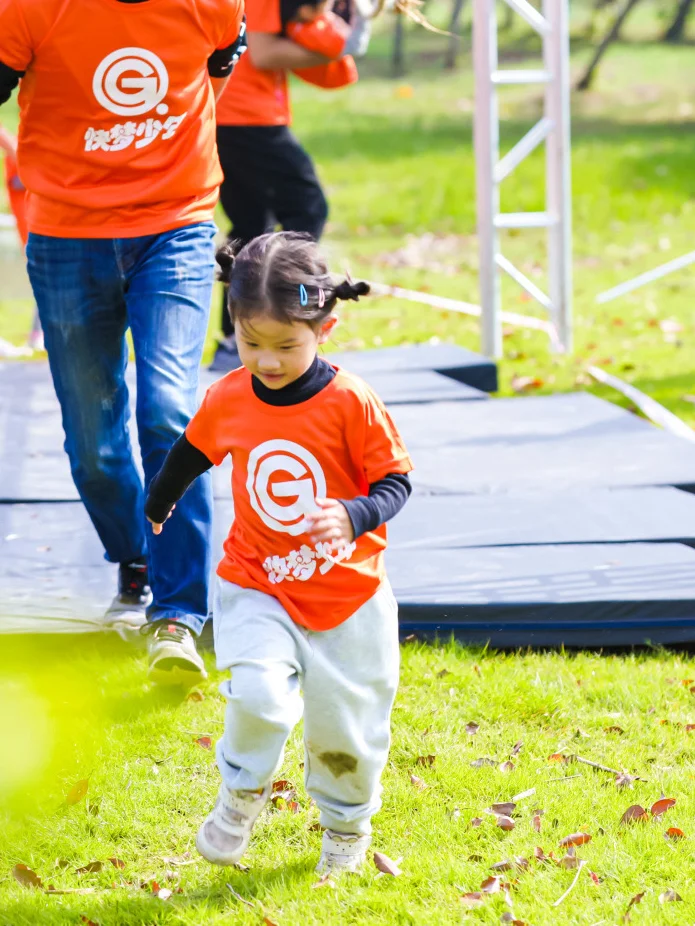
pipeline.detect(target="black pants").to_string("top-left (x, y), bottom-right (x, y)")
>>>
top-left (216, 124), bottom-right (329, 336)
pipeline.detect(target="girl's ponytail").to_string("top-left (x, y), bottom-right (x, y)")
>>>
top-left (216, 239), bottom-right (245, 285)
top-left (333, 279), bottom-right (370, 302)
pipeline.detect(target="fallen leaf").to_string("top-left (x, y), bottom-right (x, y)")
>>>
top-left (373, 852), bottom-right (401, 876)
top-left (604, 725), bottom-right (625, 734)
top-left (55, 859), bottom-right (71, 869)
top-left (460, 892), bottom-right (484, 907)
top-left (533, 814), bottom-right (542, 833)
top-left (312, 873), bottom-right (336, 889)
top-left (622, 891), bottom-right (645, 922)
top-left (307, 822), bottom-right (324, 832)
top-left (621, 804), bottom-right (648, 824)
top-left (87, 801), bottom-right (101, 817)
top-left (410, 774), bottom-right (427, 791)
top-left (465, 722), bottom-right (480, 735)
top-left (547, 753), bottom-right (569, 764)
top-left (651, 797), bottom-right (676, 817)
top-left (471, 757), bottom-right (496, 768)
top-left (416, 755), bottom-right (436, 767)
top-left (287, 800), bottom-right (300, 814)
top-left (659, 889), bottom-right (683, 903)
top-left (559, 847), bottom-right (580, 869)
top-left (491, 857), bottom-right (529, 872)
top-left (685, 724), bottom-right (695, 732)
top-left (533, 847), bottom-right (551, 862)
top-left (186, 690), bottom-right (205, 702)
top-left (481, 876), bottom-right (502, 894)
top-left (559, 833), bottom-right (592, 847)
top-left (499, 761), bottom-right (515, 773)
top-left (496, 815), bottom-right (515, 831)
top-left (194, 736), bottom-right (212, 749)
top-left (490, 803), bottom-right (516, 816)
top-left (500, 917), bottom-right (528, 926)
top-left (470, 817), bottom-right (484, 827)
top-left (75, 862), bottom-right (103, 874)
top-left (473, 664), bottom-right (481, 676)
top-left (616, 772), bottom-right (638, 789)
top-left (588, 870), bottom-right (601, 884)
top-left (65, 779), bottom-right (89, 805)
top-left (12, 864), bottom-right (43, 888)
top-left (108, 858), bottom-right (125, 870)
top-left (665, 827), bottom-right (686, 840)
top-left (80, 918), bottom-right (100, 926)
top-left (263, 918), bottom-right (279, 926)
top-left (436, 668), bottom-right (450, 678)
top-left (511, 375), bottom-right (544, 393)
top-left (510, 741), bottom-right (523, 756)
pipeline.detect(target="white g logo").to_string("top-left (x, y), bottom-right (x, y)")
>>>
top-left (92, 48), bottom-right (169, 117)
top-left (247, 439), bottom-right (326, 536)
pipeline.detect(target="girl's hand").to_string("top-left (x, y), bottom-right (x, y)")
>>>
top-left (147, 505), bottom-right (175, 535)
top-left (304, 498), bottom-right (354, 544)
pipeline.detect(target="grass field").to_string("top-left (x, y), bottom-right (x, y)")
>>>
top-left (4, 9), bottom-right (695, 926)
top-left (5, 637), bottom-right (695, 926)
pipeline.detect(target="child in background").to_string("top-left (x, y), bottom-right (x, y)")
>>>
top-left (0, 123), bottom-right (43, 351)
top-left (146, 231), bottom-right (412, 872)
top-left (210, 0), bottom-right (369, 372)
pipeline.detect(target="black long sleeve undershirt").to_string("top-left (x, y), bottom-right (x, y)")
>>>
top-left (0, 61), bottom-right (22, 106)
top-left (145, 357), bottom-right (411, 538)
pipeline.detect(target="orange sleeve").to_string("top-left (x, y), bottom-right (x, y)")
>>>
top-left (0, 0), bottom-right (33, 72)
top-left (246, 0), bottom-right (281, 33)
top-left (185, 385), bottom-right (230, 466)
top-left (216, 0), bottom-right (247, 48)
top-left (360, 388), bottom-right (414, 484)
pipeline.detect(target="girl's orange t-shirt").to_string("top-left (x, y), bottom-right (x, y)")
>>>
top-left (186, 365), bottom-right (414, 631)
top-left (0, 0), bottom-right (244, 238)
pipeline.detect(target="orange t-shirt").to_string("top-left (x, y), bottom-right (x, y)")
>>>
top-left (0, 0), bottom-right (244, 238)
top-left (186, 365), bottom-right (413, 631)
top-left (215, 0), bottom-right (289, 126)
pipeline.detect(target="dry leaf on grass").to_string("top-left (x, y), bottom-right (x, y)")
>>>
top-left (460, 892), bottom-right (484, 907)
top-left (499, 761), bottom-right (515, 773)
top-left (470, 817), bottom-right (484, 827)
top-left (186, 689), bottom-right (205, 702)
top-left (659, 889), bottom-right (683, 903)
top-left (621, 804), bottom-right (648, 824)
top-left (416, 755), bottom-right (436, 767)
top-left (496, 815), bottom-right (515, 831)
top-left (80, 918), bottom-right (100, 926)
top-left (471, 757), bottom-right (496, 768)
top-left (588, 870), bottom-right (601, 884)
top-left (12, 864), bottom-right (43, 888)
top-left (410, 775), bottom-right (427, 791)
top-left (194, 736), bottom-right (212, 749)
top-left (108, 858), bottom-right (125, 870)
top-left (651, 797), bottom-right (676, 817)
top-left (533, 814), bottom-right (542, 833)
top-left (622, 891), bottom-right (645, 922)
top-left (616, 772), bottom-right (639, 789)
top-left (604, 725), bottom-right (625, 734)
top-left (510, 741), bottom-right (523, 756)
top-left (65, 779), bottom-right (90, 805)
top-left (559, 847), bottom-right (580, 870)
top-left (465, 722), bottom-right (480, 735)
top-left (75, 862), bottom-right (103, 874)
top-left (491, 857), bottom-right (529, 873)
top-left (511, 375), bottom-right (544, 393)
top-left (559, 833), bottom-right (592, 847)
top-left (373, 852), bottom-right (402, 876)
top-left (548, 753), bottom-right (570, 764)
top-left (480, 876), bottom-right (502, 894)
top-left (490, 802), bottom-right (516, 816)
top-left (665, 827), bottom-right (686, 840)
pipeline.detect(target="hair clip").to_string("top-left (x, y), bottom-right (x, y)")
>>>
top-left (299, 284), bottom-right (308, 306)
top-left (318, 288), bottom-right (325, 309)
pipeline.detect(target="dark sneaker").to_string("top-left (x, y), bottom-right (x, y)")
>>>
top-left (102, 560), bottom-right (151, 641)
top-left (209, 335), bottom-right (241, 373)
top-left (147, 622), bottom-right (207, 687)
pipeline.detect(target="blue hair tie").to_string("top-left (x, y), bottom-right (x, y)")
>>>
top-left (299, 284), bottom-right (308, 306)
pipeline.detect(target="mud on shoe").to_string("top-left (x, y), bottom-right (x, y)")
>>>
top-left (147, 622), bottom-right (207, 687)
top-left (316, 830), bottom-right (371, 874)
top-left (196, 785), bottom-right (271, 866)
top-left (102, 560), bottom-right (151, 642)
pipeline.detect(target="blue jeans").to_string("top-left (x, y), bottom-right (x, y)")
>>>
top-left (26, 222), bottom-right (216, 636)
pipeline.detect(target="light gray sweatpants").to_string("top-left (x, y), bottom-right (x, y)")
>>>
top-left (213, 577), bottom-right (400, 836)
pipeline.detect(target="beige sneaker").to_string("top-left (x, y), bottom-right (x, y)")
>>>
top-left (196, 785), bottom-right (271, 865)
top-left (147, 622), bottom-right (207, 687)
top-left (316, 831), bottom-right (371, 874)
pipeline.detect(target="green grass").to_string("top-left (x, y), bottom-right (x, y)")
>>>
top-left (4, 637), bottom-right (695, 925)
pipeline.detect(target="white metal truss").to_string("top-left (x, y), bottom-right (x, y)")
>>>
top-left (473, 0), bottom-right (572, 357)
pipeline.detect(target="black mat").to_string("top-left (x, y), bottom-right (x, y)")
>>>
top-left (390, 393), bottom-right (695, 495)
top-left (326, 343), bottom-right (499, 392)
top-left (389, 542), bottom-right (695, 647)
top-left (387, 487), bottom-right (695, 549)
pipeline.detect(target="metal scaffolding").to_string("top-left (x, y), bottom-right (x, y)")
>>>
top-left (473, 0), bottom-right (572, 358)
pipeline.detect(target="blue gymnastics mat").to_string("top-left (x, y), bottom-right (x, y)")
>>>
top-left (326, 343), bottom-right (499, 392)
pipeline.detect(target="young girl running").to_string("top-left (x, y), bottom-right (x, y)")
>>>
top-left (146, 231), bottom-right (412, 873)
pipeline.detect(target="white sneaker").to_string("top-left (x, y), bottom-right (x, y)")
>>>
top-left (196, 785), bottom-right (271, 865)
top-left (147, 622), bottom-right (207, 687)
top-left (316, 830), bottom-right (371, 874)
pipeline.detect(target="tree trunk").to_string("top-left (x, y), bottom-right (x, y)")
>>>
top-left (663, 0), bottom-right (695, 41)
top-left (576, 0), bottom-right (642, 91)
top-left (392, 14), bottom-right (406, 77)
top-left (444, 0), bottom-right (466, 70)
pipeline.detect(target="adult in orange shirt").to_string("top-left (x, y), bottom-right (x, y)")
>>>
top-left (0, 0), bottom-right (246, 685)
top-left (211, 0), bottom-right (368, 371)
top-left (146, 231), bottom-right (412, 873)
